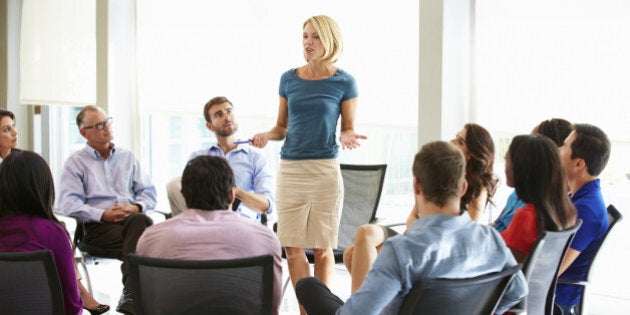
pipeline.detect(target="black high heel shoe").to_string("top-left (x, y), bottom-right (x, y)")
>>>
top-left (84, 303), bottom-right (110, 315)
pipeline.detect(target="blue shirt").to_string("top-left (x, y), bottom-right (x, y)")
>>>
top-left (338, 214), bottom-right (528, 315)
top-left (59, 144), bottom-right (157, 222)
top-left (188, 144), bottom-right (275, 221)
top-left (494, 190), bottom-right (526, 232)
top-left (279, 68), bottom-right (358, 160)
top-left (556, 179), bottom-right (608, 306)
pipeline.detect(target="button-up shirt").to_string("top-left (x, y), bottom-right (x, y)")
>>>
top-left (59, 144), bottom-right (157, 222)
top-left (188, 144), bottom-right (275, 221)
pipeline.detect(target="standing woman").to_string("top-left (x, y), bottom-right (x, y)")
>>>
top-left (0, 151), bottom-right (83, 315)
top-left (450, 123), bottom-right (498, 222)
top-left (252, 15), bottom-right (366, 298)
top-left (0, 109), bottom-right (19, 161)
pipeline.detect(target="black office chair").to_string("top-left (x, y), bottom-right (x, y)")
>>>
top-left (509, 219), bottom-right (582, 315)
top-left (399, 264), bottom-right (522, 315)
top-left (0, 250), bottom-right (65, 315)
top-left (558, 204), bottom-right (623, 315)
top-left (128, 254), bottom-right (275, 315)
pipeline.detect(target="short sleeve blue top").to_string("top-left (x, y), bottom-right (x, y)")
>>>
top-left (278, 68), bottom-right (358, 160)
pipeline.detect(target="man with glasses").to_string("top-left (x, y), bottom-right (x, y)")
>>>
top-left (59, 105), bottom-right (156, 314)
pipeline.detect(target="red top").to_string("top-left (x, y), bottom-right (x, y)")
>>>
top-left (501, 203), bottom-right (539, 256)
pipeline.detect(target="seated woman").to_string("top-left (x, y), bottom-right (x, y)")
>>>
top-left (0, 109), bottom-right (19, 161)
top-left (0, 151), bottom-right (82, 315)
top-left (450, 123), bottom-right (499, 222)
top-left (493, 118), bottom-right (573, 232)
top-left (500, 134), bottom-right (577, 262)
top-left (0, 109), bottom-right (109, 315)
top-left (343, 123), bottom-right (498, 293)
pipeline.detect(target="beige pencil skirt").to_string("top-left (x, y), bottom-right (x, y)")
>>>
top-left (276, 159), bottom-right (343, 249)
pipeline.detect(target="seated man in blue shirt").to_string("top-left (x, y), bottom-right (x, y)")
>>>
top-left (166, 96), bottom-right (274, 223)
top-left (59, 105), bottom-right (156, 314)
top-left (295, 141), bottom-right (527, 314)
top-left (555, 124), bottom-right (611, 314)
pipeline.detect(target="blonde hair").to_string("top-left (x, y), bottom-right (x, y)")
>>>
top-left (303, 15), bottom-right (343, 63)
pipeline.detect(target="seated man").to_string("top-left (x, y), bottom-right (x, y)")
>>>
top-left (137, 156), bottom-right (282, 314)
top-left (59, 105), bottom-right (156, 314)
top-left (296, 141), bottom-right (527, 314)
top-left (167, 96), bottom-right (274, 223)
top-left (555, 123), bottom-right (611, 314)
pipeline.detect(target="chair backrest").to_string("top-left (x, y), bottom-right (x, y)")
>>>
top-left (0, 250), bottom-right (65, 315)
top-left (336, 164), bottom-right (387, 249)
top-left (518, 219), bottom-right (583, 315)
top-left (128, 254), bottom-right (275, 315)
top-left (398, 264), bottom-right (522, 315)
top-left (581, 204), bottom-right (623, 282)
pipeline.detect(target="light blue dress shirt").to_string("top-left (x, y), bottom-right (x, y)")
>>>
top-left (59, 144), bottom-right (157, 222)
top-left (188, 144), bottom-right (275, 221)
top-left (338, 214), bottom-right (528, 315)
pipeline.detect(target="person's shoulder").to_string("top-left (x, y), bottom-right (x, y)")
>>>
top-left (281, 68), bottom-right (298, 79)
top-left (335, 68), bottom-right (356, 81)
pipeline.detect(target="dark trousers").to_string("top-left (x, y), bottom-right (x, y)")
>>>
top-left (84, 213), bottom-right (153, 286)
top-left (295, 277), bottom-right (344, 315)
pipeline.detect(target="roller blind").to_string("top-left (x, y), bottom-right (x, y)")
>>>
top-left (20, 0), bottom-right (96, 106)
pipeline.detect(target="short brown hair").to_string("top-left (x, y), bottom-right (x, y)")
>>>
top-left (203, 96), bottom-right (233, 122)
top-left (413, 141), bottom-right (466, 207)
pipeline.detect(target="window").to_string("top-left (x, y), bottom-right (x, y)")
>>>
top-left (137, 0), bottom-right (420, 219)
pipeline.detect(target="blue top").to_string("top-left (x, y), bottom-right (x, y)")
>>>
top-left (494, 190), bottom-right (526, 232)
top-left (279, 68), bottom-right (358, 160)
top-left (337, 214), bottom-right (528, 314)
top-left (59, 144), bottom-right (157, 222)
top-left (556, 179), bottom-right (608, 306)
top-left (188, 144), bottom-right (275, 222)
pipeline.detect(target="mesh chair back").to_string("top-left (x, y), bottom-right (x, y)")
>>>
top-left (0, 250), bottom-right (65, 315)
top-left (337, 164), bottom-right (387, 249)
top-left (518, 219), bottom-right (583, 315)
top-left (128, 254), bottom-right (274, 315)
top-left (399, 264), bottom-right (522, 315)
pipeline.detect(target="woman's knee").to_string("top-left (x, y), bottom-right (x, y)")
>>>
top-left (355, 224), bottom-right (384, 246)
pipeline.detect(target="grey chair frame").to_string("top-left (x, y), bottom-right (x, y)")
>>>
top-left (558, 204), bottom-right (623, 314)
top-left (510, 219), bottom-right (583, 315)
top-left (128, 253), bottom-right (275, 315)
top-left (399, 264), bottom-right (522, 315)
top-left (0, 250), bottom-right (65, 315)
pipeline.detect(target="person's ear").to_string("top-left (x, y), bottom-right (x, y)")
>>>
top-left (460, 178), bottom-right (468, 197)
top-left (206, 121), bottom-right (215, 132)
top-left (413, 177), bottom-right (422, 195)
top-left (228, 187), bottom-right (236, 205)
top-left (79, 128), bottom-right (87, 138)
top-left (575, 158), bottom-right (587, 172)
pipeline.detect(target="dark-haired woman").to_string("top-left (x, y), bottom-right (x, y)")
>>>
top-left (450, 123), bottom-right (498, 222)
top-left (0, 151), bottom-right (82, 314)
top-left (500, 134), bottom-right (578, 262)
top-left (0, 109), bottom-right (18, 161)
top-left (493, 118), bottom-right (573, 232)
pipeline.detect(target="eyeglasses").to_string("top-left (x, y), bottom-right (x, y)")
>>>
top-left (82, 117), bottom-right (113, 130)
